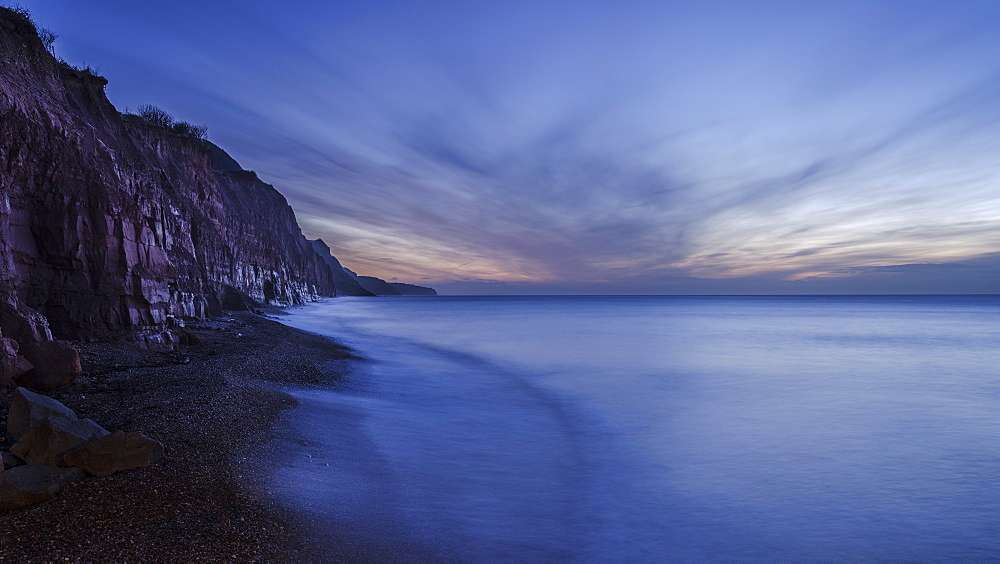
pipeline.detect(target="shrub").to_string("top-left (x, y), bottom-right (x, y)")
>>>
top-left (171, 121), bottom-right (208, 140)
top-left (38, 27), bottom-right (56, 54)
top-left (137, 104), bottom-right (174, 128)
top-left (133, 104), bottom-right (207, 140)
top-left (3, 4), bottom-right (35, 28)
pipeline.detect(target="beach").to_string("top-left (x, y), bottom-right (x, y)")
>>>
top-left (3, 295), bottom-right (999, 560)
top-left (0, 311), bottom-right (353, 561)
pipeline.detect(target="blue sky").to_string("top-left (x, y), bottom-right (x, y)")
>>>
top-left (23, 0), bottom-right (1000, 293)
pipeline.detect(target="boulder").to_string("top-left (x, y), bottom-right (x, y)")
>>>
top-left (2, 450), bottom-right (24, 470)
top-left (14, 355), bottom-right (34, 377)
top-left (14, 341), bottom-right (83, 392)
top-left (11, 417), bottom-right (109, 466)
top-left (7, 387), bottom-right (79, 440)
top-left (178, 328), bottom-right (206, 346)
top-left (0, 302), bottom-right (53, 344)
top-left (0, 464), bottom-right (85, 515)
top-left (0, 335), bottom-right (17, 390)
top-left (63, 431), bottom-right (164, 476)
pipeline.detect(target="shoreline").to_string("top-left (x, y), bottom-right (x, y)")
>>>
top-left (0, 311), bottom-right (354, 560)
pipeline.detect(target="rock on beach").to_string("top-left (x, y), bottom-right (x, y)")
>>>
top-left (14, 341), bottom-right (83, 392)
top-left (7, 386), bottom-right (79, 440)
top-left (11, 416), bottom-right (109, 466)
top-left (63, 431), bottom-right (164, 477)
top-left (0, 464), bottom-right (85, 514)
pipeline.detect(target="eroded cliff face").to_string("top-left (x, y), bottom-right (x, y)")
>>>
top-left (0, 9), bottom-right (336, 351)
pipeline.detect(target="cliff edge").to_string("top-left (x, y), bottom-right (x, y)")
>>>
top-left (0, 8), bottom-right (338, 387)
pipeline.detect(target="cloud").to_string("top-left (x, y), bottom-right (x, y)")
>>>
top-left (32, 0), bottom-right (1000, 293)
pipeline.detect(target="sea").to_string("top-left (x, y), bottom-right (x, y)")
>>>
top-left (261, 295), bottom-right (1000, 561)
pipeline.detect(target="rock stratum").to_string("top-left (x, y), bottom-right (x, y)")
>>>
top-left (0, 8), bottom-right (434, 391)
top-left (0, 9), bottom-right (336, 340)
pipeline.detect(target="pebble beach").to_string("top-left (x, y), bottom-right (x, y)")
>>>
top-left (0, 311), bottom-right (353, 561)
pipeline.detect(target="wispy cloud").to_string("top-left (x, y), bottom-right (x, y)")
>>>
top-left (31, 0), bottom-right (1000, 293)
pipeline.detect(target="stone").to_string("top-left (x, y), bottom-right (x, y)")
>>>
top-left (178, 328), bottom-right (206, 346)
top-left (7, 387), bottom-right (79, 440)
top-left (0, 464), bottom-right (85, 515)
top-left (14, 355), bottom-right (33, 377)
top-left (11, 417), bottom-right (109, 466)
top-left (2, 450), bottom-right (24, 470)
top-left (63, 431), bottom-right (164, 476)
top-left (0, 300), bottom-right (53, 344)
top-left (0, 335), bottom-right (16, 390)
top-left (133, 330), bottom-right (181, 352)
top-left (14, 341), bottom-right (83, 392)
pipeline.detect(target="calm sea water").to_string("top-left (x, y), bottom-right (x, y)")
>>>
top-left (264, 295), bottom-right (1000, 561)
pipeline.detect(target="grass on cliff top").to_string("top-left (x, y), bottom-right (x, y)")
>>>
top-left (120, 105), bottom-right (208, 141)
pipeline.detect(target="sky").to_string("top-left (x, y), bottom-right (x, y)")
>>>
top-left (21, 0), bottom-right (1000, 294)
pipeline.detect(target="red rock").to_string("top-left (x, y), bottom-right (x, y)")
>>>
top-left (0, 300), bottom-right (53, 344)
top-left (13, 355), bottom-right (32, 376)
top-left (14, 340), bottom-right (82, 392)
top-left (63, 431), bottom-right (164, 477)
top-left (0, 334), bottom-right (16, 390)
top-left (0, 10), bottom-right (338, 344)
top-left (10, 417), bottom-right (109, 466)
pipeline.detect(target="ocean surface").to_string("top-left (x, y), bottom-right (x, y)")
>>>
top-left (264, 295), bottom-right (1000, 561)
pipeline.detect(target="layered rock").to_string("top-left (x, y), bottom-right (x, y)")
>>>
top-left (0, 8), bottom-right (337, 345)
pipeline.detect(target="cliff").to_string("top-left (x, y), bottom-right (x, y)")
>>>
top-left (387, 282), bottom-right (437, 296)
top-left (312, 242), bottom-right (437, 297)
top-left (0, 8), bottom-right (336, 365)
top-left (343, 268), bottom-right (437, 296)
top-left (309, 239), bottom-right (375, 297)
top-left (354, 276), bottom-right (402, 296)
